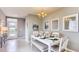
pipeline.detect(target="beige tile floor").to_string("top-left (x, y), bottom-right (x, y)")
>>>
top-left (0, 39), bottom-right (40, 52)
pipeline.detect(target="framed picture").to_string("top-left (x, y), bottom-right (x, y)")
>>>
top-left (63, 14), bottom-right (79, 32)
top-left (51, 18), bottom-right (59, 31)
top-left (33, 24), bottom-right (39, 31)
top-left (44, 21), bottom-right (49, 30)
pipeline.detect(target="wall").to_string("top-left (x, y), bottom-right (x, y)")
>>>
top-left (25, 14), bottom-right (42, 43)
top-left (42, 7), bottom-right (79, 51)
top-left (0, 9), bottom-right (6, 26)
top-left (17, 18), bottom-right (25, 38)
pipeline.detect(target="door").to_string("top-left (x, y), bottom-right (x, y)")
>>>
top-left (7, 18), bottom-right (17, 39)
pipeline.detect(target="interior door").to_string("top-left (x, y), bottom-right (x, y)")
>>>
top-left (7, 18), bottom-right (17, 39)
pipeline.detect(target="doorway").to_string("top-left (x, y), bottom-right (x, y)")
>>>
top-left (7, 18), bottom-right (17, 39)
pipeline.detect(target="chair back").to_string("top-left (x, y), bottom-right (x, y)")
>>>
top-left (44, 31), bottom-right (50, 38)
top-left (52, 32), bottom-right (60, 38)
top-left (59, 36), bottom-right (69, 52)
top-left (32, 31), bottom-right (39, 37)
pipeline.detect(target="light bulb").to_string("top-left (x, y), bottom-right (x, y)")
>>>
top-left (44, 13), bottom-right (47, 16)
top-left (41, 12), bottom-right (44, 15)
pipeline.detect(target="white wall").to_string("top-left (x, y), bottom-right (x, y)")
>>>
top-left (0, 9), bottom-right (6, 26)
top-left (42, 7), bottom-right (79, 51)
top-left (25, 14), bottom-right (42, 43)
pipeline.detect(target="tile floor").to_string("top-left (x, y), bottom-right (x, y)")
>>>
top-left (0, 39), bottom-right (40, 52)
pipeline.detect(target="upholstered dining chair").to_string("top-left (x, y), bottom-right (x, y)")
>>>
top-left (51, 32), bottom-right (60, 38)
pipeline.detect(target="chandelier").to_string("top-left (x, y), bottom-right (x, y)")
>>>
top-left (37, 11), bottom-right (47, 18)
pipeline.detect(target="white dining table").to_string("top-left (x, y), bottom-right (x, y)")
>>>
top-left (31, 35), bottom-right (60, 52)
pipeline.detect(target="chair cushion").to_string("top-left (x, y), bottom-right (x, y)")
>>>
top-left (44, 31), bottom-right (51, 38)
top-left (39, 31), bottom-right (44, 37)
top-left (32, 31), bottom-right (39, 37)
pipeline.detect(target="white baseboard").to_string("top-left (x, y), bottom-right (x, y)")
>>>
top-left (65, 48), bottom-right (75, 52)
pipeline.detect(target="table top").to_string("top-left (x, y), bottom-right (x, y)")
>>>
top-left (31, 35), bottom-right (60, 45)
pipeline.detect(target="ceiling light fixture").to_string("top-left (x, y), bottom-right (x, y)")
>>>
top-left (37, 11), bottom-right (47, 18)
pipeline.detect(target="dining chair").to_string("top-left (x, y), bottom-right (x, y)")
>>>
top-left (3, 33), bottom-right (8, 44)
top-left (0, 33), bottom-right (8, 48)
top-left (51, 36), bottom-right (69, 52)
top-left (52, 32), bottom-right (60, 38)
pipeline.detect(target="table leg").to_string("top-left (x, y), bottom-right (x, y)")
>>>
top-left (48, 44), bottom-right (51, 52)
top-left (30, 38), bottom-right (32, 49)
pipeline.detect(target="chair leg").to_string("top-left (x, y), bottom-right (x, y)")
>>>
top-left (4, 40), bottom-right (5, 44)
top-left (0, 38), bottom-right (3, 48)
top-left (4, 38), bottom-right (5, 44)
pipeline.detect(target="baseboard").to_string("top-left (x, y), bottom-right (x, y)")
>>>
top-left (65, 48), bottom-right (75, 52)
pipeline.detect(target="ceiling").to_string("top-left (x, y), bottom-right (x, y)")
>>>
top-left (0, 7), bottom-right (62, 18)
